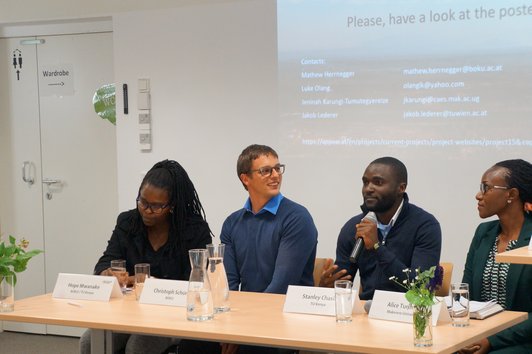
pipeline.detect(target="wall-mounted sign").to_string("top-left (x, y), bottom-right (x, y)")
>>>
top-left (12, 49), bottom-right (22, 81)
top-left (39, 63), bottom-right (74, 96)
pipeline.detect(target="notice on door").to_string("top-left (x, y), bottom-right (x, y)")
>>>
top-left (39, 63), bottom-right (74, 96)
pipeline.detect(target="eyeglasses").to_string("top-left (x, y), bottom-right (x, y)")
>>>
top-left (479, 183), bottom-right (509, 195)
top-left (249, 164), bottom-right (285, 177)
top-left (136, 197), bottom-right (170, 214)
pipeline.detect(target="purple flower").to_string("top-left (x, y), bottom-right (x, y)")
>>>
top-left (426, 265), bottom-right (444, 292)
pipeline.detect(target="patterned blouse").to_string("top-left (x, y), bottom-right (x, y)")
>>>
top-left (480, 235), bottom-right (519, 309)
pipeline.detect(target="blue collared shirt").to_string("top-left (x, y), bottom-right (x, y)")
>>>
top-left (243, 193), bottom-right (284, 216)
top-left (377, 198), bottom-right (404, 244)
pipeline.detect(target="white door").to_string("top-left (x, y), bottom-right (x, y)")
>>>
top-left (0, 32), bottom-right (118, 336)
top-left (0, 34), bottom-right (46, 335)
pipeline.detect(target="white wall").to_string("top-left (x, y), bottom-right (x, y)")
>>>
top-left (3, 0), bottom-right (519, 287)
top-left (111, 1), bottom-right (488, 286)
top-left (0, 0), bottom-right (230, 24)
top-left (113, 0), bottom-right (278, 239)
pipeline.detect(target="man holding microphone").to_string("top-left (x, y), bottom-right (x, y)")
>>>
top-left (320, 157), bottom-right (441, 300)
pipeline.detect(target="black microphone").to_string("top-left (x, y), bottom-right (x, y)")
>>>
top-left (349, 212), bottom-right (377, 264)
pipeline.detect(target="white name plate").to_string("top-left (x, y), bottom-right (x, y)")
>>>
top-left (139, 278), bottom-right (188, 307)
top-left (369, 290), bottom-right (450, 326)
top-left (283, 285), bottom-right (336, 316)
top-left (52, 273), bottom-right (123, 301)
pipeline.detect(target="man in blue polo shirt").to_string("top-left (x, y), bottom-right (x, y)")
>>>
top-left (222, 144), bottom-right (318, 294)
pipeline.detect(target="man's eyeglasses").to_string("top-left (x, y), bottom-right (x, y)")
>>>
top-left (136, 197), bottom-right (170, 214)
top-left (249, 164), bottom-right (285, 177)
top-left (479, 183), bottom-right (509, 195)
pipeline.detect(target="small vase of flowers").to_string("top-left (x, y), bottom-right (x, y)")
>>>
top-left (0, 235), bottom-right (43, 312)
top-left (390, 265), bottom-right (443, 347)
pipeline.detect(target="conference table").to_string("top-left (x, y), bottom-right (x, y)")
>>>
top-left (495, 245), bottom-right (532, 264)
top-left (0, 291), bottom-right (527, 354)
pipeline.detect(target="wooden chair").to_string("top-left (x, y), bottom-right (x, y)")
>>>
top-left (435, 262), bottom-right (453, 297)
top-left (313, 257), bottom-right (329, 287)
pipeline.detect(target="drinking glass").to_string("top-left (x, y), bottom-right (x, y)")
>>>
top-left (134, 263), bottom-right (150, 300)
top-left (110, 259), bottom-right (128, 293)
top-left (451, 283), bottom-right (470, 327)
top-left (334, 280), bottom-right (353, 323)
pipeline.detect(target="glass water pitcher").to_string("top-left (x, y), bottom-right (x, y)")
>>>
top-left (186, 249), bottom-right (214, 321)
top-left (207, 243), bottom-right (230, 313)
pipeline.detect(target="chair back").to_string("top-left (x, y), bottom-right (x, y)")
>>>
top-left (435, 262), bottom-right (453, 297)
top-left (313, 258), bottom-right (329, 287)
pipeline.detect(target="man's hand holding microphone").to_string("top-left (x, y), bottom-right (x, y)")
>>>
top-left (319, 212), bottom-right (378, 287)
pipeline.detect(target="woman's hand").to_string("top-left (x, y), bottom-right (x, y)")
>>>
top-left (100, 268), bottom-right (131, 288)
top-left (458, 338), bottom-right (490, 354)
top-left (221, 343), bottom-right (239, 354)
top-left (99, 268), bottom-right (114, 276)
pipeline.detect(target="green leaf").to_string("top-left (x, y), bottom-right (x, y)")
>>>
top-left (23, 249), bottom-right (43, 258)
top-left (0, 235), bottom-right (43, 286)
top-left (4, 245), bottom-right (15, 257)
top-left (405, 290), bottom-right (422, 306)
top-left (0, 264), bottom-right (9, 276)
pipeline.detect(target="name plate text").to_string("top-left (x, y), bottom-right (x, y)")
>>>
top-left (369, 290), bottom-right (450, 325)
top-left (52, 273), bottom-right (122, 301)
top-left (283, 285), bottom-right (337, 316)
top-left (139, 278), bottom-right (188, 307)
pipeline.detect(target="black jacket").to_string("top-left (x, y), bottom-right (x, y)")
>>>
top-left (335, 194), bottom-right (442, 300)
top-left (94, 209), bottom-right (212, 280)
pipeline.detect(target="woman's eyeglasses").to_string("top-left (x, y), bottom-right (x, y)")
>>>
top-left (479, 183), bottom-right (509, 195)
top-left (136, 197), bottom-right (170, 214)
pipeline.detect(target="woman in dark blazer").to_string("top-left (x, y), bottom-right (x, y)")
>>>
top-left (460, 159), bottom-right (532, 354)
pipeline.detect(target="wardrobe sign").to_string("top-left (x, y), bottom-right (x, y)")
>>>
top-left (39, 63), bottom-right (74, 96)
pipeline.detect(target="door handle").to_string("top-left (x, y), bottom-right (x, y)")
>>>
top-left (22, 161), bottom-right (35, 185)
top-left (42, 178), bottom-right (62, 185)
top-left (42, 178), bottom-right (63, 200)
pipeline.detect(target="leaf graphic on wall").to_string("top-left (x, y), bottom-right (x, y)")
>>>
top-left (93, 83), bottom-right (116, 125)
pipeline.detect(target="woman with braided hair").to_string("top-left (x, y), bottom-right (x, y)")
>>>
top-left (80, 159), bottom-right (212, 354)
top-left (459, 159), bottom-right (532, 354)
